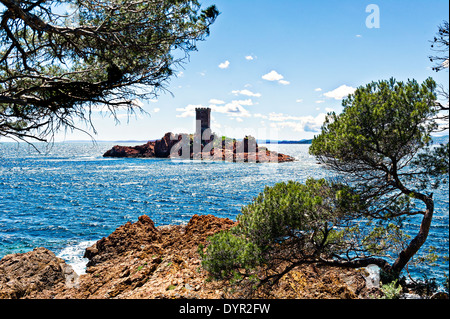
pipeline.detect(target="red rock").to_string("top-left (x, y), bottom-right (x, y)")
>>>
top-left (184, 214), bottom-right (237, 243)
top-left (154, 132), bottom-right (180, 158)
top-left (0, 215), bottom-right (377, 299)
top-left (103, 132), bottom-right (295, 163)
top-left (103, 141), bottom-right (155, 158)
top-left (84, 215), bottom-right (161, 267)
top-left (0, 247), bottom-right (78, 299)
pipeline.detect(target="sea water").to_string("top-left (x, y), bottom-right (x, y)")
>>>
top-left (0, 142), bottom-right (448, 285)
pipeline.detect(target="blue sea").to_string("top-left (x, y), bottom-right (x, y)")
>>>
top-left (0, 142), bottom-right (448, 286)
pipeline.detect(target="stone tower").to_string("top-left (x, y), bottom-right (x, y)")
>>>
top-left (195, 107), bottom-right (211, 138)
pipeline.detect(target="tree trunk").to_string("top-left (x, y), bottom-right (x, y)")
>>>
top-left (391, 195), bottom-right (434, 275)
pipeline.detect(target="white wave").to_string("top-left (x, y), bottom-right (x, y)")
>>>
top-left (57, 240), bottom-right (97, 275)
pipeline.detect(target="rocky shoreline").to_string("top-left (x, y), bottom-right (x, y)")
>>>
top-left (103, 132), bottom-right (295, 163)
top-left (0, 214), bottom-right (397, 300)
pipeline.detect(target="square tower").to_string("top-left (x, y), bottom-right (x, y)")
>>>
top-left (195, 107), bottom-right (211, 136)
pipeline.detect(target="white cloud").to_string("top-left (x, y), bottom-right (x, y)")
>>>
top-left (232, 99), bottom-right (254, 106)
top-left (262, 70), bottom-right (284, 82)
top-left (153, 108), bottom-right (160, 113)
top-left (262, 70), bottom-right (290, 85)
top-left (253, 113), bottom-right (268, 119)
top-left (245, 55), bottom-right (255, 60)
top-left (235, 118), bottom-right (244, 122)
top-left (149, 99), bottom-right (158, 103)
top-left (268, 112), bottom-right (327, 133)
top-left (231, 89), bottom-right (262, 97)
top-left (213, 100), bottom-right (252, 118)
top-left (356, 34), bottom-right (362, 38)
top-left (324, 85), bottom-right (356, 100)
top-left (176, 104), bottom-right (202, 118)
top-left (315, 88), bottom-right (322, 92)
top-left (176, 100), bottom-right (253, 118)
top-left (209, 99), bottom-right (225, 105)
top-left (315, 100), bottom-right (325, 104)
top-left (268, 113), bottom-right (304, 122)
top-left (296, 99), bottom-right (304, 103)
top-left (218, 60), bottom-right (230, 69)
top-left (210, 115), bottom-right (223, 129)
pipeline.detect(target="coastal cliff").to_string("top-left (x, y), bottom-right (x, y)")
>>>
top-left (103, 132), bottom-right (295, 163)
top-left (1, 215), bottom-right (385, 299)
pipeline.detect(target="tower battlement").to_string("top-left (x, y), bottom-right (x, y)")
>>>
top-left (195, 107), bottom-right (211, 144)
top-left (195, 107), bottom-right (211, 133)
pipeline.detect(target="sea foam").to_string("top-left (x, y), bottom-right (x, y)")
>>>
top-left (57, 240), bottom-right (96, 275)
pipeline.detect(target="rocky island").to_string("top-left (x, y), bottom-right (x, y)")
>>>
top-left (103, 108), bottom-right (295, 163)
top-left (103, 132), bottom-right (295, 163)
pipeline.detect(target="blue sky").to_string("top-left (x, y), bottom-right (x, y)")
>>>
top-left (60, 0), bottom-right (449, 141)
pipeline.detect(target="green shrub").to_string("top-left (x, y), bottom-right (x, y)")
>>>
top-left (236, 179), bottom-right (359, 250)
top-left (199, 231), bottom-right (260, 280)
top-left (380, 280), bottom-right (402, 299)
top-left (200, 178), bottom-right (362, 282)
